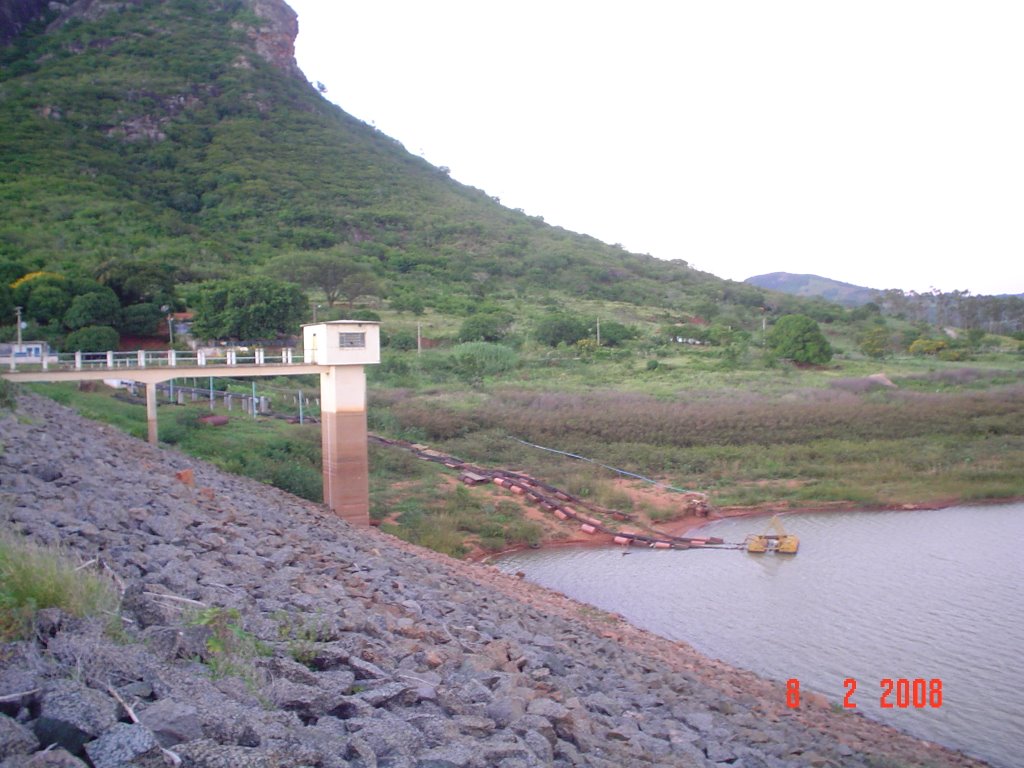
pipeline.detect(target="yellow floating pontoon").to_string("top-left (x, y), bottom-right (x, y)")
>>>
top-left (744, 516), bottom-right (799, 554)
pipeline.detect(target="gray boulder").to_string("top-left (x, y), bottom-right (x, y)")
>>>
top-left (32, 680), bottom-right (118, 755)
top-left (83, 722), bottom-right (162, 767)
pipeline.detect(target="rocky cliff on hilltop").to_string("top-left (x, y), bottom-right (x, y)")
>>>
top-left (1, 0), bottom-right (301, 77)
top-left (0, 0), bottom-right (51, 43)
top-left (0, 394), bottom-right (989, 768)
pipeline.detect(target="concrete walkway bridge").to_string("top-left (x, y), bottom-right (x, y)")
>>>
top-left (1, 321), bottom-right (380, 526)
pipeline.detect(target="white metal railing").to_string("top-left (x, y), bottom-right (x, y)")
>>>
top-left (5, 348), bottom-right (307, 373)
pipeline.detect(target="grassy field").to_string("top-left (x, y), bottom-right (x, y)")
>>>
top-left (18, 340), bottom-right (1024, 558)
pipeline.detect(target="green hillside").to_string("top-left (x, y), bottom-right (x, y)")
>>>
top-left (0, 0), bottom-right (782, 332)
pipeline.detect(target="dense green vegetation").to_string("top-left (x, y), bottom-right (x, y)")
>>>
top-left (0, 0), bottom-right (782, 347)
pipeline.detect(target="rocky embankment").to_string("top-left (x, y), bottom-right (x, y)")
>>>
top-left (0, 394), bottom-right (989, 768)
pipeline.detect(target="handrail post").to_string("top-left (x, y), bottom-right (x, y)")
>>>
top-left (169, 349), bottom-right (176, 367)
top-left (75, 351), bottom-right (83, 370)
top-left (106, 351), bottom-right (114, 369)
top-left (138, 350), bottom-right (146, 368)
top-left (198, 350), bottom-right (206, 366)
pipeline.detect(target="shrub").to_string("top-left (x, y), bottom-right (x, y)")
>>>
top-left (387, 330), bottom-right (418, 351)
top-left (0, 379), bottom-right (17, 410)
top-left (187, 606), bottom-right (270, 685)
top-left (64, 288), bottom-right (122, 330)
top-left (449, 342), bottom-right (518, 383)
top-left (64, 325), bottom-right (120, 352)
top-left (909, 338), bottom-right (948, 356)
top-left (119, 302), bottom-right (165, 336)
top-left (459, 313), bottom-right (510, 343)
top-left (535, 313), bottom-right (588, 347)
top-left (597, 320), bottom-right (638, 347)
top-left (767, 314), bottom-right (832, 364)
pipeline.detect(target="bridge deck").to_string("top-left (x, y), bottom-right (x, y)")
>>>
top-left (2, 349), bottom-right (323, 384)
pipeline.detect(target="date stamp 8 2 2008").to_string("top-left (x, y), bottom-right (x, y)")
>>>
top-left (786, 678), bottom-right (943, 709)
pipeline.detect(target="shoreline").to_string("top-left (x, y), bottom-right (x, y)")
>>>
top-left (481, 495), bottom-right (1024, 560)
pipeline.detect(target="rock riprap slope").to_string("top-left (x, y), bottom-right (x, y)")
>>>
top-left (0, 394), bottom-right (988, 768)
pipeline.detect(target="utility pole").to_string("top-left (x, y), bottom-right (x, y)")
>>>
top-left (161, 305), bottom-right (173, 345)
top-left (11, 307), bottom-right (23, 370)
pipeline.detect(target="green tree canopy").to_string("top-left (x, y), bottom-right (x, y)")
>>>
top-left (188, 278), bottom-right (308, 341)
top-left (535, 314), bottom-right (589, 347)
top-left (97, 260), bottom-right (180, 307)
top-left (459, 311), bottom-right (512, 343)
top-left (0, 283), bottom-right (13, 326)
top-left (119, 303), bottom-right (165, 337)
top-left (64, 288), bottom-right (122, 330)
top-left (767, 314), bottom-right (833, 364)
top-left (268, 248), bottom-right (381, 308)
top-left (597, 320), bottom-right (638, 347)
top-left (858, 326), bottom-right (891, 359)
top-left (25, 284), bottom-right (71, 325)
top-left (64, 325), bottom-right (119, 352)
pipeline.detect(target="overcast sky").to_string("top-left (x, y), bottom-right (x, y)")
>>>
top-left (286, 1), bottom-right (1023, 297)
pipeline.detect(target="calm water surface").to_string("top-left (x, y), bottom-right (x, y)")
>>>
top-left (496, 504), bottom-right (1024, 768)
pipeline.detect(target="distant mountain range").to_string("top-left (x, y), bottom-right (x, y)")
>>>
top-left (745, 273), bottom-right (1024, 332)
top-left (744, 273), bottom-right (879, 307)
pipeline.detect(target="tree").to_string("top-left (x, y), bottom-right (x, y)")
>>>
top-left (535, 314), bottom-right (588, 347)
top-left (597, 320), bottom-right (637, 347)
top-left (97, 260), bottom-right (179, 307)
top-left (188, 278), bottom-right (307, 340)
top-left (0, 283), bottom-right (13, 325)
top-left (386, 330), bottom-right (417, 351)
top-left (119, 303), bottom-right (165, 336)
top-left (858, 326), bottom-right (891, 359)
top-left (268, 249), bottom-right (381, 309)
top-left (767, 314), bottom-right (833, 364)
top-left (64, 288), bottom-right (122, 330)
top-left (64, 325), bottom-right (119, 352)
top-left (390, 291), bottom-right (425, 315)
top-left (459, 312), bottom-right (511, 342)
top-left (26, 284), bottom-right (71, 325)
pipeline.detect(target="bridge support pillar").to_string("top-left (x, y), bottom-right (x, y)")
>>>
top-left (319, 365), bottom-right (369, 526)
top-left (146, 381), bottom-right (158, 445)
